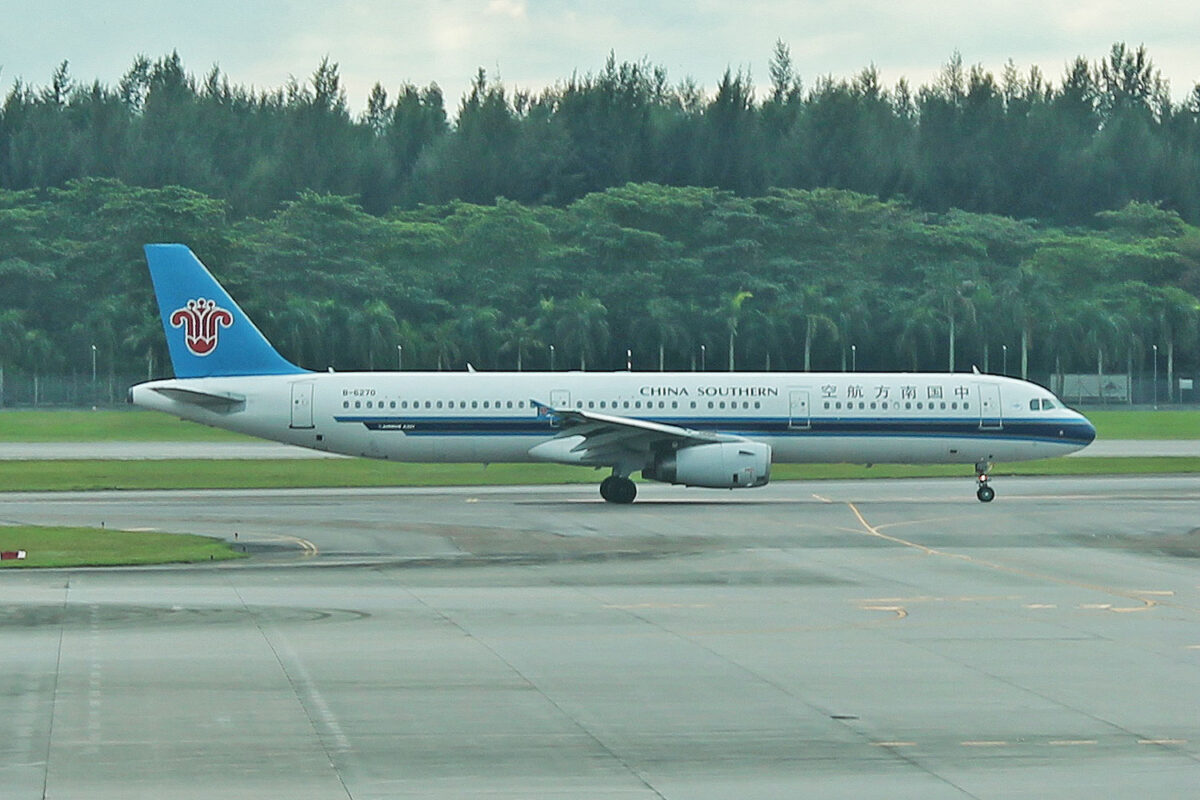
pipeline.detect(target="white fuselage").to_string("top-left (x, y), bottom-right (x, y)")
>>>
top-left (131, 370), bottom-right (1096, 468)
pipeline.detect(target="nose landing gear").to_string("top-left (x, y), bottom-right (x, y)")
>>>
top-left (975, 460), bottom-right (995, 502)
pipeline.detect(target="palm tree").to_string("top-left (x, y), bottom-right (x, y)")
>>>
top-left (499, 316), bottom-right (543, 370)
top-left (724, 290), bottom-right (753, 371)
top-left (455, 305), bottom-right (503, 369)
top-left (895, 298), bottom-right (940, 371)
top-left (784, 284), bottom-right (839, 371)
top-left (354, 299), bottom-right (399, 370)
top-left (431, 319), bottom-right (461, 371)
top-left (634, 298), bottom-right (690, 371)
top-left (548, 293), bottom-right (610, 370)
top-left (916, 264), bottom-right (979, 372)
top-left (997, 264), bottom-right (1055, 380)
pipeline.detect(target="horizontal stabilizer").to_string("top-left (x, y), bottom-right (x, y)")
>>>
top-left (151, 386), bottom-right (246, 412)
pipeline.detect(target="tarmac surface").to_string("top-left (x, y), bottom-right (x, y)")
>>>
top-left (2, 476), bottom-right (1199, 798)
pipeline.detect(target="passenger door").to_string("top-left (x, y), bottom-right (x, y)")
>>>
top-left (788, 389), bottom-right (811, 430)
top-left (976, 384), bottom-right (1002, 430)
top-left (290, 382), bottom-right (314, 429)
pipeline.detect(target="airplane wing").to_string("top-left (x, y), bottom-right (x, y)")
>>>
top-left (527, 399), bottom-right (744, 466)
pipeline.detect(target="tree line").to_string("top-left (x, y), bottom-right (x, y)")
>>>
top-left (1, 180), bottom-right (1197, 392)
top-left (2, 43), bottom-right (1200, 224)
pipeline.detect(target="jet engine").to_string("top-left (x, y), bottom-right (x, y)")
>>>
top-left (643, 442), bottom-right (771, 489)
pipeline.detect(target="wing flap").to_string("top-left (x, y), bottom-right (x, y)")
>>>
top-left (528, 399), bottom-right (743, 467)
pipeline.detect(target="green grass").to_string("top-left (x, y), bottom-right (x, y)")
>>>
top-left (1, 456), bottom-right (1199, 493)
top-left (1087, 410), bottom-right (1200, 440)
top-left (0, 525), bottom-right (244, 568)
top-left (0, 410), bottom-right (251, 442)
top-left (0, 459), bottom-right (605, 492)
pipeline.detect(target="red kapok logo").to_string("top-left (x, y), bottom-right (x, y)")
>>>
top-left (170, 298), bottom-right (233, 356)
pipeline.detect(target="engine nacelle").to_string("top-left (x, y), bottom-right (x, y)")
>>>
top-left (643, 442), bottom-right (771, 489)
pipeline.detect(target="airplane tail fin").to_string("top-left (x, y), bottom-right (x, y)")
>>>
top-left (144, 244), bottom-right (307, 378)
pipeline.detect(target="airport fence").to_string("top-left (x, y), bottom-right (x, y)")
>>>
top-left (0, 369), bottom-right (163, 408)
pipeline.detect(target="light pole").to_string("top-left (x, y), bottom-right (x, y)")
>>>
top-left (549, 345), bottom-right (555, 371)
top-left (1152, 344), bottom-right (1158, 409)
top-left (1002, 344), bottom-right (1008, 376)
top-left (626, 349), bottom-right (632, 371)
top-left (851, 344), bottom-right (857, 372)
top-left (700, 344), bottom-right (706, 371)
top-left (396, 345), bottom-right (403, 371)
top-left (91, 344), bottom-right (97, 384)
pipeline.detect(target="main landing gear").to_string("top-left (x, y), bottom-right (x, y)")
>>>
top-left (600, 474), bottom-right (637, 504)
top-left (975, 460), bottom-right (995, 503)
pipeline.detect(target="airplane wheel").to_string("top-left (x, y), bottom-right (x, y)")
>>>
top-left (976, 484), bottom-right (995, 503)
top-left (601, 476), bottom-right (637, 504)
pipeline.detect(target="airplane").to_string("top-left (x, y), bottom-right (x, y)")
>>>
top-left (130, 244), bottom-right (1096, 503)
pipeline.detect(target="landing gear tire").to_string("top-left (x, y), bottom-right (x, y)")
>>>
top-left (976, 483), bottom-right (995, 503)
top-left (600, 476), bottom-right (637, 504)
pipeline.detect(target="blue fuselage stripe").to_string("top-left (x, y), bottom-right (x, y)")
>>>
top-left (332, 415), bottom-right (1095, 446)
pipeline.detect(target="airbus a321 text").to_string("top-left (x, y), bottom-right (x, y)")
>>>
top-left (130, 245), bottom-right (1096, 503)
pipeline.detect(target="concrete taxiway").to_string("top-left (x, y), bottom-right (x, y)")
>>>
top-left (2, 477), bottom-right (1199, 798)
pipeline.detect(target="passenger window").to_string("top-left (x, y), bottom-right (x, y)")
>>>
top-left (824, 402), bottom-right (831, 409)
top-left (905, 402), bottom-right (911, 410)
top-left (835, 401), bottom-right (842, 410)
top-left (436, 401), bottom-right (443, 409)
top-left (623, 401), bottom-right (630, 409)
top-left (870, 402), bottom-right (877, 410)
top-left (599, 401), bottom-right (606, 409)
top-left (635, 401), bottom-right (642, 409)
top-left (754, 401), bottom-right (761, 409)
top-left (507, 401), bottom-right (513, 409)
top-left (342, 401), bottom-right (349, 409)
top-left (355, 401), bottom-right (361, 409)
top-left (471, 401), bottom-right (478, 409)
top-left (390, 401), bottom-right (396, 409)
top-left (963, 402), bottom-right (969, 410)
top-left (690, 401), bottom-right (697, 409)
top-left (671, 401), bottom-right (678, 409)
top-left (719, 401), bottom-right (726, 409)
top-left (940, 402), bottom-right (946, 410)
top-left (424, 401), bottom-right (431, 409)
top-left (916, 402), bottom-right (922, 409)
top-left (588, 401), bottom-right (595, 409)
top-left (707, 401), bottom-right (714, 409)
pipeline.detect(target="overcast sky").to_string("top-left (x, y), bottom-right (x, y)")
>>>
top-left (2, 1), bottom-right (1199, 115)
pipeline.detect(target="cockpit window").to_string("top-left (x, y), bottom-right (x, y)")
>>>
top-left (1029, 399), bottom-right (1039, 411)
top-left (1042, 399), bottom-right (1055, 409)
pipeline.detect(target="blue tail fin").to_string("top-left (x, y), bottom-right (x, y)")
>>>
top-left (144, 244), bottom-right (306, 378)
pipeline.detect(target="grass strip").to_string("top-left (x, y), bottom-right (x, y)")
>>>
top-left (1085, 410), bottom-right (1200, 440)
top-left (0, 525), bottom-right (244, 568)
top-left (1, 457), bottom-right (1199, 493)
top-left (0, 410), bottom-right (250, 442)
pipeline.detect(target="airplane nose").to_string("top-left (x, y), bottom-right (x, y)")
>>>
top-left (1076, 415), bottom-right (1097, 445)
